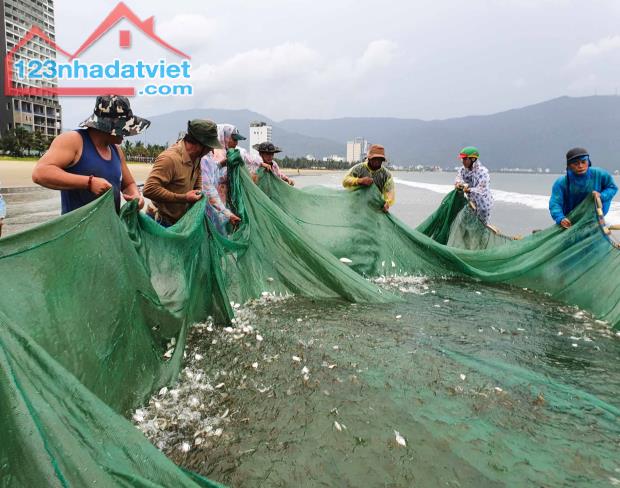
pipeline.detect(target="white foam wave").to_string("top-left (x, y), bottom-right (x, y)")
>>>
top-left (394, 179), bottom-right (454, 195)
top-left (394, 178), bottom-right (620, 223)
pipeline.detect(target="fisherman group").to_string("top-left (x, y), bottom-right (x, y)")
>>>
top-left (30, 95), bottom-right (618, 232)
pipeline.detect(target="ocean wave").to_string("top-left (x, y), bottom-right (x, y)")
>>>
top-left (394, 178), bottom-right (620, 223)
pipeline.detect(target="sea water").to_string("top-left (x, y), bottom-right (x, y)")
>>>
top-left (297, 171), bottom-right (620, 236)
top-left (3, 171), bottom-right (620, 236)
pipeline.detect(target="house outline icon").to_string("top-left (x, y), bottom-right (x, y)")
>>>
top-left (4, 1), bottom-right (191, 98)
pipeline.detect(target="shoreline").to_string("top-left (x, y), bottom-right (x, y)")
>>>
top-left (0, 161), bottom-right (154, 187)
top-left (0, 160), bottom-right (339, 188)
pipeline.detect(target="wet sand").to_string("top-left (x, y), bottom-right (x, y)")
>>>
top-left (0, 161), bottom-right (154, 187)
top-left (0, 162), bottom-right (339, 238)
top-left (0, 161), bottom-right (154, 237)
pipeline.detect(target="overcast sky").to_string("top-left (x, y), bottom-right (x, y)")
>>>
top-left (53, 0), bottom-right (620, 129)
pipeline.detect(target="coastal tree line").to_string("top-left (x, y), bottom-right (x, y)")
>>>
top-left (0, 130), bottom-right (357, 169)
top-left (0, 129), bottom-right (167, 161)
top-left (0, 127), bottom-right (52, 157)
top-left (278, 156), bottom-right (353, 170)
top-left (120, 141), bottom-right (168, 162)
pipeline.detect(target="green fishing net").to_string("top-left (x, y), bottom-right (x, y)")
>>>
top-left (257, 171), bottom-right (620, 328)
top-left (0, 151), bottom-right (391, 487)
top-left (0, 149), bottom-right (618, 487)
top-left (172, 293), bottom-right (619, 487)
top-left (0, 196), bottom-right (223, 487)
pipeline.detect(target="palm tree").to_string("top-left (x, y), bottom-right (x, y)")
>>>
top-left (122, 140), bottom-right (134, 158)
top-left (133, 141), bottom-right (145, 158)
top-left (32, 130), bottom-right (50, 156)
top-left (0, 127), bottom-right (34, 157)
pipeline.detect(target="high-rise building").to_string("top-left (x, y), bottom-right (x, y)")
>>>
top-left (0, 0), bottom-right (62, 138)
top-left (249, 121), bottom-right (272, 158)
top-left (346, 137), bottom-right (368, 164)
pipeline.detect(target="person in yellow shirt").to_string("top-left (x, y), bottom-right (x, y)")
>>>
top-left (342, 144), bottom-right (394, 212)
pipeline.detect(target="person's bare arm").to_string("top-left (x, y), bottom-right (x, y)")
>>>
top-left (32, 132), bottom-right (111, 195)
top-left (118, 146), bottom-right (144, 208)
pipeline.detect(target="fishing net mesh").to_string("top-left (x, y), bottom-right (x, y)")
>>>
top-left (0, 148), bottom-right (617, 486)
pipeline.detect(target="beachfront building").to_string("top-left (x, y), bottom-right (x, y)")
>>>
top-left (323, 155), bottom-right (345, 163)
top-left (346, 137), bottom-right (368, 164)
top-left (0, 0), bottom-right (62, 138)
top-left (249, 121), bottom-right (272, 158)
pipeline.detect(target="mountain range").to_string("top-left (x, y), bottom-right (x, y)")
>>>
top-left (137, 96), bottom-right (620, 170)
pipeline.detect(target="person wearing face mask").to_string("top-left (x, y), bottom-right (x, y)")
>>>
top-left (454, 146), bottom-right (493, 224)
top-left (549, 147), bottom-right (618, 229)
top-left (143, 119), bottom-right (221, 227)
top-left (342, 144), bottom-right (395, 213)
top-left (200, 124), bottom-right (244, 234)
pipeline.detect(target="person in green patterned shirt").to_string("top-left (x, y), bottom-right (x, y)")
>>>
top-left (343, 144), bottom-right (395, 212)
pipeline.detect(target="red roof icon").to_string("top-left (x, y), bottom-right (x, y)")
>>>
top-left (69, 2), bottom-right (190, 60)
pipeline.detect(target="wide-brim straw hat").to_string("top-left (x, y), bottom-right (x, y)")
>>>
top-left (367, 144), bottom-right (386, 161)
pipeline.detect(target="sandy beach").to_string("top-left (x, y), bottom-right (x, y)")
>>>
top-left (0, 160), bottom-right (334, 188)
top-left (0, 161), bottom-right (154, 187)
top-left (0, 160), bottom-right (341, 237)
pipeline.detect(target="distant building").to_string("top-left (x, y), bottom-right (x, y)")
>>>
top-left (323, 155), bottom-right (345, 163)
top-left (0, 0), bottom-right (62, 137)
top-left (410, 165), bottom-right (443, 172)
top-left (249, 121), bottom-right (272, 158)
top-left (346, 137), bottom-right (368, 164)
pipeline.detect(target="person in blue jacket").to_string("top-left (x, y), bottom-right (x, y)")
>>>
top-left (549, 147), bottom-right (617, 229)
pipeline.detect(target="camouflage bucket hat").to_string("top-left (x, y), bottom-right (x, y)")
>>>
top-left (187, 119), bottom-right (222, 149)
top-left (253, 142), bottom-right (282, 154)
top-left (79, 95), bottom-right (150, 137)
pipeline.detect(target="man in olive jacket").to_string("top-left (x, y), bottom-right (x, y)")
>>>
top-left (144, 119), bottom-right (222, 226)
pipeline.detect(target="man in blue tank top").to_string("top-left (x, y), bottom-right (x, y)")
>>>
top-left (549, 147), bottom-right (618, 229)
top-left (32, 95), bottom-right (150, 214)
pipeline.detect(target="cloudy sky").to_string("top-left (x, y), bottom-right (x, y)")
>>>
top-left (53, 0), bottom-right (620, 129)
